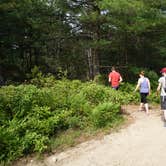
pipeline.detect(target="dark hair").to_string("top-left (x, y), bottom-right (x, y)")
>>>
top-left (111, 66), bottom-right (116, 71)
top-left (139, 71), bottom-right (145, 76)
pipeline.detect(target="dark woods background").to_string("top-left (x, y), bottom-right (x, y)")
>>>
top-left (1, 0), bottom-right (166, 84)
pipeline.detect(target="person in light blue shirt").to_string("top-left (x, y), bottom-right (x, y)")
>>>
top-left (134, 71), bottom-right (151, 115)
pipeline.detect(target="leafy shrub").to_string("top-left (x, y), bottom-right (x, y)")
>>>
top-left (120, 82), bottom-right (135, 92)
top-left (0, 77), bottom-right (149, 163)
top-left (66, 116), bottom-right (82, 129)
top-left (22, 132), bottom-right (49, 153)
top-left (148, 92), bottom-right (160, 104)
top-left (0, 127), bottom-right (22, 161)
top-left (146, 70), bottom-right (158, 90)
top-left (94, 74), bottom-right (108, 85)
top-left (91, 102), bottom-right (121, 128)
top-left (81, 82), bottom-right (110, 105)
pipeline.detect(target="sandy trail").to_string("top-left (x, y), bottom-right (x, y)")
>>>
top-left (19, 105), bottom-right (166, 166)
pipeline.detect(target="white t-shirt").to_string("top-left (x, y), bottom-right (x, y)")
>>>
top-left (158, 76), bottom-right (166, 96)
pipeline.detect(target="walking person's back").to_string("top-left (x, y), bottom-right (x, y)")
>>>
top-left (140, 77), bottom-right (149, 93)
top-left (134, 71), bottom-right (151, 115)
top-left (108, 66), bottom-right (122, 90)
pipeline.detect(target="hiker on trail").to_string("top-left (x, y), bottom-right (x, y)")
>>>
top-left (134, 71), bottom-right (151, 115)
top-left (157, 67), bottom-right (166, 121)
top-left (108, 66), bottom-right (122, 90)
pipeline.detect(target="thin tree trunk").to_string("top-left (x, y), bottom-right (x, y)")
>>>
top-left (87, 48), bottom-right (93, 80)
top-left (92, 48), bottom-right (99, 77)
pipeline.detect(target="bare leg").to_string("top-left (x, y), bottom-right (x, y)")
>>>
top-left (144, 103), bottom-right (149, 115)
top-left (139, 103), bottom-right (144, 111)
top-left (163, 110), bottom-right (166, 121)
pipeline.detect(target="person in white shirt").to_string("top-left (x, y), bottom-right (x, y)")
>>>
top-left (157, 67), bottom-right (166, 121)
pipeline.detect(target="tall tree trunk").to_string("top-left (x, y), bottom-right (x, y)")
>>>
top-left (87, 48), bottom-right (93, 80)
top-left (92, 48), bottom-right (99, 78)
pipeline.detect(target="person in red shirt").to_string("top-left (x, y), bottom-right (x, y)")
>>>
top-left (108, 66), bottom-right (122, 90)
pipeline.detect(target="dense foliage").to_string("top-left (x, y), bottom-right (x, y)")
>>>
top-left (0, 75), bottom-right (141, 163)
top-left (1, 0), bottom-right (166, 82)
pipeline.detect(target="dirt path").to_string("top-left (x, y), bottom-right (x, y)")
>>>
top-left (19, 105), bottom-right (166, 166)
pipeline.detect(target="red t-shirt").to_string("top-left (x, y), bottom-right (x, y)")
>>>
top-left (109, 71), bottom-right (121, 87)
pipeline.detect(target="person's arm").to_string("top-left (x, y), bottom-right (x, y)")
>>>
top-left (108, 73), bottom-right (111, 82)
top-left (119, 76), bottom-right (122, 83)
top-left (134, 79), bottom-right (140, 92)
top-left (157, 82), bottom-right (161, 96)
top-left (147, 79), bottom-right (151, 95)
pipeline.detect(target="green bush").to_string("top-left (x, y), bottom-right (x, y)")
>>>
top-left (91, 102), bottom-right (121, 128)
top-left (0, 76), bottom-right (151, 163)
top-left (81, 82), bottom-right (110, 105)
top-left (94, 74), bottom-right (108, 85)
top-left (148, 92), bottom-right (160, 104)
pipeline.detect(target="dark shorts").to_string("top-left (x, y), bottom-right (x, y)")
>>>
top-left (140, 93), bottom-right (148, 103)
top-left (112, 86), bottom-right (119, 90)
top-left (160, 96), bottom-right (166, 110)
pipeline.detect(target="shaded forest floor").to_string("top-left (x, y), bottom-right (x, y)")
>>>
top-left (15, 104), bottom-right (166, 166)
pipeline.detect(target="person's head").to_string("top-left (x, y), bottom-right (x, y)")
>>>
top-left (111, 66), bottom-right (116, 71)
top-left (139, 71), bottom-right (145, 78)
top-left (160, 67), bottom-right (166, 76)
